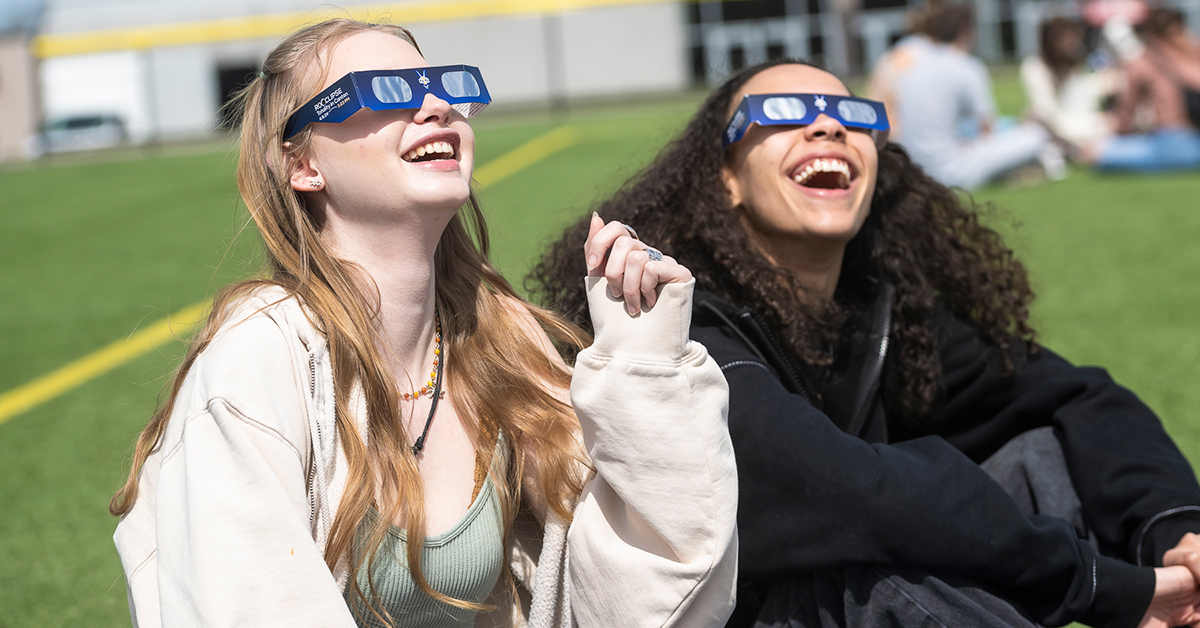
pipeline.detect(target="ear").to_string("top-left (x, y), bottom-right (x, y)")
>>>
top-left (285, 141), bottom-right (324, 192)
top-left (720, 164), bottom-right (744, 208)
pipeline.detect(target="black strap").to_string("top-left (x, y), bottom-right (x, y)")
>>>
top-left (410, 333), bottom-right (444, 456)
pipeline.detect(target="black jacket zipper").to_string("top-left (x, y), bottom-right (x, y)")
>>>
top-left (738, 310), bottom-right (814, 405)
top-left (846, 294), bottom-right (892, 438)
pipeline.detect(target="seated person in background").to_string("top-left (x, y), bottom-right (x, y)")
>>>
top-left (1091, 7), bottom-right (1200, 171)
top-left (865, 6), bottom-right (937, 143)
top-left (1021, 17), bottom-right (1119, 153)
top-left (894, 4), bottom-right (1054, 188)
top-left (532, 59), bottom-right (1200, 628)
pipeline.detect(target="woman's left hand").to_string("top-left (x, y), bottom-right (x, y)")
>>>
top-left (584, 212), bottom-right (693, 315)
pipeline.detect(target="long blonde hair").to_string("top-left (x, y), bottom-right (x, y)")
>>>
top-left (110, 18), bottom-right (590, 624)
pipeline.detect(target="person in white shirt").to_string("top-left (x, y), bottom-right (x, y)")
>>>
top-left (895, 4), bottom-right (1051, 189)
top-left (865, 3), bottom-right (967, 144)
top-left (1020, 17), bottom-right (1119, 151)
top-left (865, 27), bottom-right (935, 143)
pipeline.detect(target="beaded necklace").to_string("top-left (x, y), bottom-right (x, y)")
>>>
top-left (401, 310), bottom-right (444, 401)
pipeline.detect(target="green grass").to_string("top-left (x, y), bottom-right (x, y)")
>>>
top-left (2, 76), bottom-right (1200, 627)
top-left (974, 168), bottom-right (1200, 457)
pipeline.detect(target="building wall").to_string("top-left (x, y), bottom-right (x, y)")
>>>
top-left (415, 15), bottom-right (556, 104)
top-left (40, 0), bottom-right (313, 34)
top-left (560, 3), bottom-right (689, 98)
top-left (34, 1), bottom-right (690, 145)
top-left (0, 35), bottom-right (40, 161)
top-left (414, 4), bottom-right (688, 102)
top-left (40, 50), bottom-right (149, 140)
top-left (148, 46), bottom-right (221, 140)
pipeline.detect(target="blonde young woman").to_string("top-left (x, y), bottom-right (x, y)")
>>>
top-left (109, 19), bottom-right (737, 628)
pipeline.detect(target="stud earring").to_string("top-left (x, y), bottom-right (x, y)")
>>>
top-left (310, 180), bottom-right (321, 188)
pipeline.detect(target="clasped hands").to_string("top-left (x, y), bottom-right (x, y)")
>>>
top-left (1143, 533), bottom-right (1200, 627)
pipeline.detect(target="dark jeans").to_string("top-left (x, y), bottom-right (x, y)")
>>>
top-left (741, 428), bottom-right (1078, 628)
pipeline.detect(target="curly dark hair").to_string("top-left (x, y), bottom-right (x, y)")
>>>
top-left (528, 59), bottom-right (1036, 421)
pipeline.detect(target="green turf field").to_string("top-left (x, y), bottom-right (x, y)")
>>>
top-left (2, 76), bottom-right (1199, 627)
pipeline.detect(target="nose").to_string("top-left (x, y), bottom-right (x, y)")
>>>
top-left (412, 93), bottom-right (453, 125)
top-left (804, 113), bottom-right (847, 143)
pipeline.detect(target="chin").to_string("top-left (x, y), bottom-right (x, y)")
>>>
top-left (803, 229), bottom-right (860, 247)
top-left (804, 214), bottom-right (865, 237)
top-left (410, 183), bottom-right (473, 210)
top-left (791, 214), bottom-right (863, 242)
top-left (425, 195), bottom-right (471, 212)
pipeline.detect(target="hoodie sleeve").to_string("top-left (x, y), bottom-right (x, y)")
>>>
top-left (693, 322), bottom-right (1155, 628)
top-left (928, 311), bottom-right (1200, 586)
top-left (566, 278), bottom-right (738, 627)
top-left (147, 315), bottom-right (358, 628)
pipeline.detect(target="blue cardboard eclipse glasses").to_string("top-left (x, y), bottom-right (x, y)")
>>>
top-left (723, 93), bottom-right (890, 147)
top-left (284, 65), bottom-right (491, 139)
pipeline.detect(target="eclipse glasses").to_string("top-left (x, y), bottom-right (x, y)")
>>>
top-left (724, 93), bottom-right (890, 147)
top-left (284, 65), bottom-right (491, 139)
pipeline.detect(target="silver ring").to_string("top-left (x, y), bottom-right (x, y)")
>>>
top-left (622, 223), bottom-right (639, 240)
top-left (646, 247), bottom-right (663, 262)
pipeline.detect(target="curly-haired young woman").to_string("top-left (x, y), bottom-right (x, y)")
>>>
top-left (531, 60), bottom-right (1200, 628)
top-left (110, 19), bottom-right (737, 628)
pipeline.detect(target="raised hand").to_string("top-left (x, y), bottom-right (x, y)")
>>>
top-left (583, 213), bottom-right (692, 315)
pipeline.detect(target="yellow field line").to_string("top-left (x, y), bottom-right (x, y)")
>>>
top-left (33, 0), bottom-right (679, 58)
top-left (473, 125), bottom-right (580, 187)
top-left (0, 302), bottom-right (210, 425)
top-left (0, 125), bottom-right (580, 427)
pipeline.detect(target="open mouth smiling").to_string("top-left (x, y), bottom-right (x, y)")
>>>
top-left (790, 157), bottom-right (855, 190)
top-left (402, 140), bottom-right (457, 163)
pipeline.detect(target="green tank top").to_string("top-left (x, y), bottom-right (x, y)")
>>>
top-left (347, 474), bottom-right (504, 628)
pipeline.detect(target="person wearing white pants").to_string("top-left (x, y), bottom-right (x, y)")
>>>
top-left (893, 4), bottom-right (1051, 189)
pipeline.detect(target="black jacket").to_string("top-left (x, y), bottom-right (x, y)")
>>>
top-left (691, 288), bottom-right (1200, 628)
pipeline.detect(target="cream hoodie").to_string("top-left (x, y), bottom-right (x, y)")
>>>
top-left (113, 278), bottom-right (737, 627)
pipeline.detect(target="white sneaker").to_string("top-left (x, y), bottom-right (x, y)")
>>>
top-left (1039, 144), bottom-right (1068, 181)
